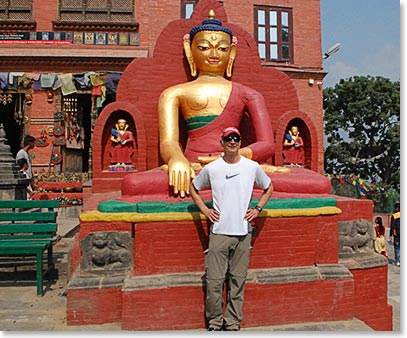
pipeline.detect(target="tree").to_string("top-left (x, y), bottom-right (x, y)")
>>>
top-left (323, 76), bottom-right (400, 207)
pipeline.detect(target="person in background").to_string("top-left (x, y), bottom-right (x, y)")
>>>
top-left (16, 134), bottom-right (35, 183)
top-left (390, 202), bottom-right (400, 266)
top-left (373, 216), bottom-right (387, 257)
top-left (17, 157), bottom-right (34, 200)
top-left (189, 126), bottom-right (273, 331)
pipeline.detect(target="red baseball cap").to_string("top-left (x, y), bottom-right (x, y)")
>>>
top-left (221, 127), bottom-right (241, 138)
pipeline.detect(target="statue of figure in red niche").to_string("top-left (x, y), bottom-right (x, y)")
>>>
top-left (283, 126), bottom-right (304, 166)
top-left (109, 118), bottom-right (135, 171)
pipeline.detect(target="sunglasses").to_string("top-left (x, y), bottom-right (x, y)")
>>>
top-left (222, 135), bottom-right (241, 143)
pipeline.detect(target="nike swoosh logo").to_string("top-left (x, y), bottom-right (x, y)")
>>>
top-left (225, 173), bottom-right (240, 179)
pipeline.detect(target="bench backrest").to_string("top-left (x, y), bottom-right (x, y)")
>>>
top-left (0, 200), bottom-right (59, 240)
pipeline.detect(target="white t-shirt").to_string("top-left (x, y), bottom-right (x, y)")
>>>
top-left (192, 156), bottom-right (271, 236)
top-left (16, 149), bottom-right (33, 180)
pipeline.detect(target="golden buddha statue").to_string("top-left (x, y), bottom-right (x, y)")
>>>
top-left (121, 11), bottom-right (330, 198)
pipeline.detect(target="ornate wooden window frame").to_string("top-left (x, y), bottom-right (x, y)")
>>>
top-left (0, 0), bottom-right (36, 31)
top-left (53, 0), bottom-right (138, 32)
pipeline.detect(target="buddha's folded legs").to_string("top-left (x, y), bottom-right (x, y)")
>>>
top-left (121, 166), bottom-right (331, 198)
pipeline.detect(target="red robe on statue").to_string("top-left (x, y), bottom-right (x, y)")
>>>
top-left (283, 135), bottom-right (304, 165)
top-left (110, 130), bottom-right (134, 164)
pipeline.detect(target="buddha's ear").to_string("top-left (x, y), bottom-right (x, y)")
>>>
top-left (183, 35), bottom-right (197, 77)
top-left (226, 40), bottom-right (237, 78)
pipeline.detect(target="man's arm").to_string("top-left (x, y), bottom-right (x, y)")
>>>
top-left (245, 182), bottom-right (273, 222)
top-left (190, 182), bottom-right (219, 224)
top-left (389, 215), bottom-right (395, 241)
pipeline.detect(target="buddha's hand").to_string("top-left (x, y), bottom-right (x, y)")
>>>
top-left (168, 158), bottom-right (196, 197)
top-left (197, 154), bottom-right (222, 165)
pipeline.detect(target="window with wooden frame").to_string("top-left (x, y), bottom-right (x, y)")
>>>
top-left (54, 0), bottom-right (138, 31)
top-left (180, 0), bottom-right (222, 19)
top-left (0, 0), bottom-right (35, 30)
top-left (254, 5), bottom-right (293, 63)
top-left (0, 0), bottom-right (32, 20)
top-left (181, 0), bottom-right (198, 19)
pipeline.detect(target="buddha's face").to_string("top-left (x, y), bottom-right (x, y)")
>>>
top-left (191, 30), bottom-right (232, 74)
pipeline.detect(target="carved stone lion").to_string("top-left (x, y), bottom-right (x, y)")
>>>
top-left (80, 231), bottom-right (132, 273)
top-left (338, 219), bottom-right (375, 257)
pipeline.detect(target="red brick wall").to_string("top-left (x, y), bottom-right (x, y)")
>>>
top-left (33, 0), bottom-right (57, 31)
top-left (243, 278), bottom-right (354, 327)
top-left (336, 197), bottom-right (374, 221)
top-left (69, 266), bottom-right (391, 330)
top-left (131, 215), bottom-right (338, 277)
top-left (122, 286), bottom-right (206, 330)
top-left (252, 215), bottom-right (339, 267)
top-left (351, 267), bottom-right (393, 331)
top-left (120, 277), bottom-right (354, 330)
top-left (132, 220), bottom-right (208, 276)
top-left (68, 234), bottom-right (81, 278)
top-left (67, 288), bottom-right (122, 325)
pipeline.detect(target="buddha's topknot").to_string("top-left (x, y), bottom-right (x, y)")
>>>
top-left (189, 9), bottom-right (233, 43)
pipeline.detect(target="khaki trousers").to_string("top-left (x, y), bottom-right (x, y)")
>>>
top-left (205, 232), bottom-right (252, 329)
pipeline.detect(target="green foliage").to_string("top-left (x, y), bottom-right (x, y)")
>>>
top-left (323, 75), bottom-right (400, 201)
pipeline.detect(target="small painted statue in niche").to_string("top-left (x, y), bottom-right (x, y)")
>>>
top-left (283, 126), bottom-right (304, 166)
top-left (109, 118), bottom-right (135, 171)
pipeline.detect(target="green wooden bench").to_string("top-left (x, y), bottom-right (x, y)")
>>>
top-left (0, 199), bottom-right (59, 296)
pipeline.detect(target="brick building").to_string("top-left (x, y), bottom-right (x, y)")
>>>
top-left (0, 0), bottom-right (325, 182)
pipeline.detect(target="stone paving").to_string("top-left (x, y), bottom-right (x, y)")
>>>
top-left (0, 217), bottom-right (400, 331)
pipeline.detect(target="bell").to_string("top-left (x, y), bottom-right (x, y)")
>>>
top-left (47, 91), bottom-right (54, 103)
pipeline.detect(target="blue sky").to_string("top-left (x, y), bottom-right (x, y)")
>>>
top-left (320, 0), bottom-right (400, 88)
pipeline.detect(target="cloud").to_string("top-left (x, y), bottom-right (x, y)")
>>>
top-left (323, 43), bottom-right (400, 88)
top-left (362, 44), bottom-right (400, 82)
top-left (323, 61), bottom-right (360, 88)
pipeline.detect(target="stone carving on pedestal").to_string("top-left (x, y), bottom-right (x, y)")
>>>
top-left (338, 219), bottom-right (375, 257)
top-left (80, 232), bottom-right (132, 274)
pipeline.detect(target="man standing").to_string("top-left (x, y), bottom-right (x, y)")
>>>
top-left (390, 202), bottom-right (400, 266)
top-left (190, 127), bottom-right (273, 331)
top-left (16, 135), bottom-right (35, 182)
